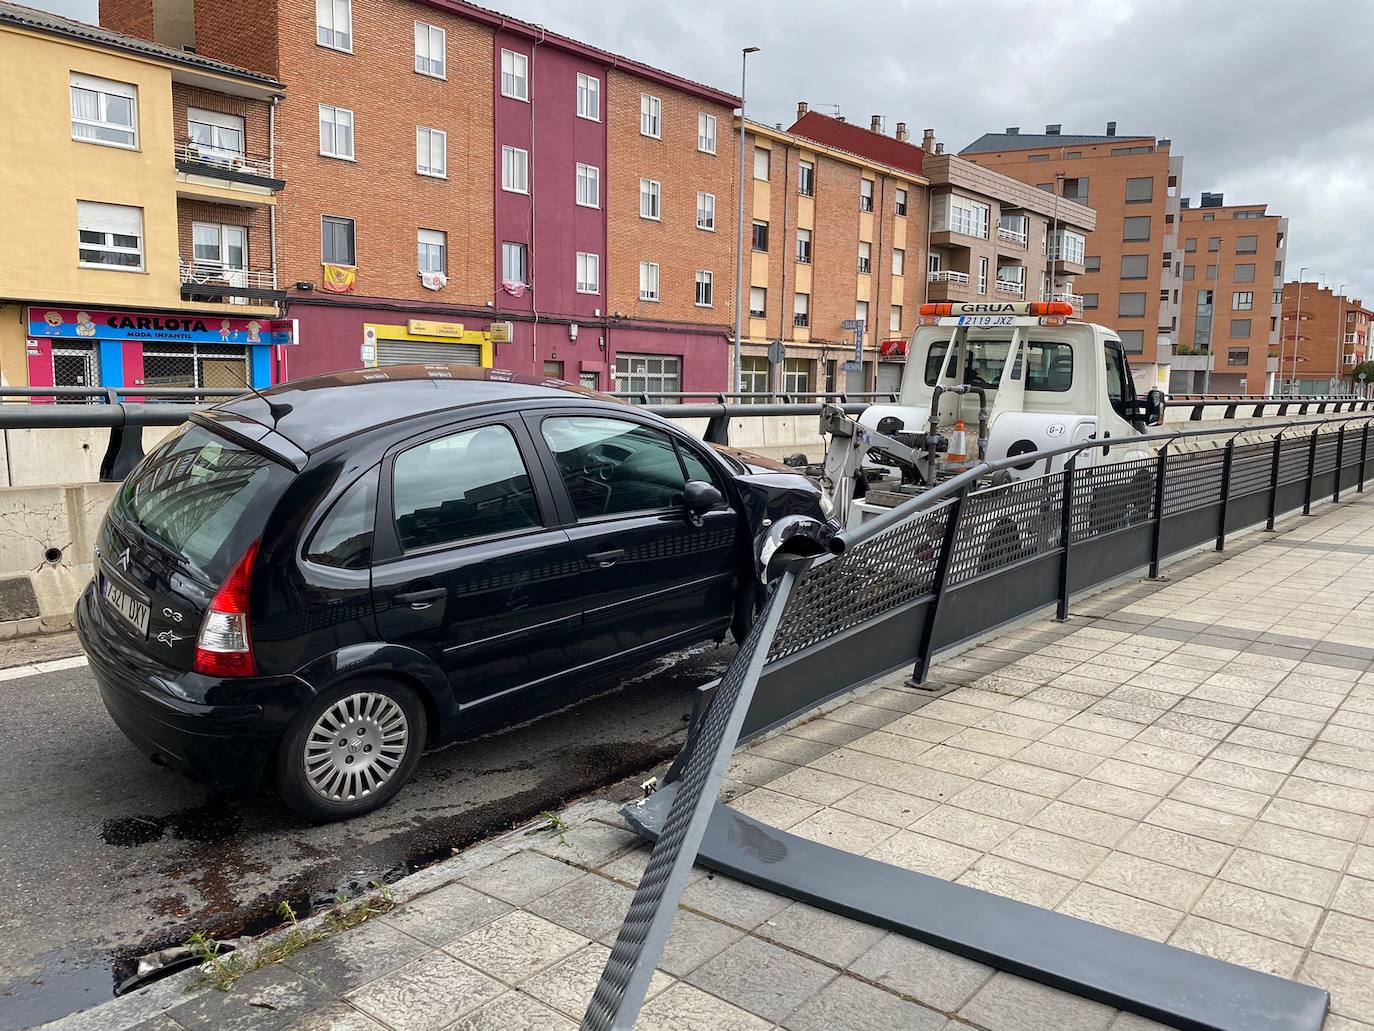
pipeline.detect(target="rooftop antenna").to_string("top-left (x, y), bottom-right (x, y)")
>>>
top-left (814, 102), bottom-right (842, 117)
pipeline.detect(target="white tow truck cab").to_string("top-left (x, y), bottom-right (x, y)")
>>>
top-left (821, 301), bottom-right (1165, 529)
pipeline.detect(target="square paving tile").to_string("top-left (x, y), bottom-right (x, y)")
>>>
top-left (866, 830), bottom-right (981, 880)
top-left (285, 917), bottom-right (431, 994)
top-left (1314, 912), bottom-right (1374, 967)
top-left (1217, 849), bottom-right (1341, 907)
top-left (526, 872), bottom-right (634, 942)
top-left (445, 991), bottom-right (577, 1030)
top-left (787, 806), bottom-right (899, 854)
top-left (850, 932), bottom-right (993, 1012)
top-left (909, 804), bottom-right (1018, 851)
top-left (444, 911), bottom-right (588, 983)
top-left (637, 982), bottom-right (772, 1031)
top-left (1167, 915), bottom-right (1302, 978)
top-left (520, 943), bottom-right (672, 1020)
top-left (1189, 880), bottom-right (1324, 947)
top-left (956, 854), bottom-right (1076, 908)
top-left (381, 883), bottom-right (512, 948)
top-left (993, 826), bottom-right (1108, 880)
top-left (657, 908), bottom-right (745, 977)
top-left (461, 851), bottom-right (583, 906)
top-left (685, 937), bottom-right (836, 1024)
top-left (346, 951), bottom-right (503, 1031)
top-left (170, 965), bottom-right (334, 1031)
top-left (755, 901), bottom-right (886, 968)
top-left (680, 872), bottom-right (791, 930)
top-left (831, 783), bottom-right (937, 827)
top-left (782, 973), bottom-right (948, 1031)
top-left (959, 971), bottom-right (1116, 1031)
top-left (1056, 883), bottom-right (1183, 943)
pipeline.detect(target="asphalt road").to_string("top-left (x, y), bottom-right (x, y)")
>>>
top-left (0, 639), bottom-right (734, 1029)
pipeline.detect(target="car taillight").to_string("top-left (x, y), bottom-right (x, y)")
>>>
top-left (194, 540), bottom-right (260, 677)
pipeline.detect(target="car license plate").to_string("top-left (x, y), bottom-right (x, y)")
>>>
top-left (103, 575), bottom-right (150, 636)
top-left (958, 315), bottom-right (1015, 327)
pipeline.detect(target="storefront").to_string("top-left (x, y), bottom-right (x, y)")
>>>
top-left (361, 320), bottom-right (496, 369)
top-left (24, 306), bottom-right (294, 391)
top-left (877, 338), bottom-right (909, 394)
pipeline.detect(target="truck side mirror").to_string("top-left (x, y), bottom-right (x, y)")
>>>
top-left (1144, 389), bottom-right (1166, 426)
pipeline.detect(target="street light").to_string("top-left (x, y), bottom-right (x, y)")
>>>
top-left (1335, 282), bottom-right (1347, 394)
top-left (732, 46), bottom-right (761, 396)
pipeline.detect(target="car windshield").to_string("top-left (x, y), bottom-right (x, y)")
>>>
top-left (109, 423), bottom-right (292, 583)
top-left (922, 335), bottom-right (1074, 392)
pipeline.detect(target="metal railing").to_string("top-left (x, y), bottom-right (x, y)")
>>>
top-left (585, 408), bottom-right (1374, 1030)
top-left (994, 280), bottom-right (1025, 297)
top-left (1164, 395), bottom-right (1374, 421)
top-left (1044, 290), bottom-right (1086, 308)
top-left (179, 260), bottom-right (279, 291)
top-left (997, 225), bottom-right (1028, 246)
top-left (928, 270), bottom-right (970, 285)
top-left (175, 141), bottom-right (275, 179)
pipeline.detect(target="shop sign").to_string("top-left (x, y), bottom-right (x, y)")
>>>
top-left (27, 307), bottom-right (296, 345)
top-left (407, 319), bottom-right (465, 338)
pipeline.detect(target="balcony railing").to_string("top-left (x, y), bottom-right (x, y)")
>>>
top-left (995, 280), bottom-right (1026, 297)
top-left (179, 259), bottom-right (283, 302)
top-left (928, 270), bottom-right (970, 285)
top-left (1345, 354), bottom-right (1358, 366)
top-left (997, 225), bottom-right (1028, 246)
top-left (175, 141), bottom-right (275, 180)
top-left (1043, 290), bottom-right (1086, 308)
top-left (794, 313), bottom-right (810, 328)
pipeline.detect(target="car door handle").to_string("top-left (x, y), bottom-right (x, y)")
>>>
top-left (395, 587), bottom-right (446, 608)
top-left (586, 548), bottom-right (625, 568)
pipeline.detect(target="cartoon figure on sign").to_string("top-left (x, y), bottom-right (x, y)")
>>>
top-left (42, 311), bottom-right (63, 335)
top-left (220, 319), bottom-right (233, 342)
top-left (74, 312), bottom-right (96, 337)
top-left (246, 320), bottom-right (262, 344)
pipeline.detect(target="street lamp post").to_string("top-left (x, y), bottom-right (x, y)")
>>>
top-left (1335, 282), bottom-right (1347, 394)
top-left (731, 46), bottom-right (760, 395)
top-left (1290, 267), bottom-right (1308, 396)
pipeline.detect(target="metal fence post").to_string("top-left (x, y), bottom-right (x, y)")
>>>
top-left (1148, 444), bottom-right (1169, 579)
top-left (1303, 428), bottom-right (1318, 516)
top-left (1056, 457), bottom-right (1077, 622)
top-left (1360, 422), bottom-right (1369, 494)
top-left (1266, 432), bottom-right (1283, 531)
top-left (1334, 425), bottom-right (1345, 503)
top-left (1216, 438), bottom-right (1235, 552)
top-left (910, 487), bottom-right (969, 687)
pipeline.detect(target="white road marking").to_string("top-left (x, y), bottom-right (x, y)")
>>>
top-left (0, 654), bottom-right (89, 680)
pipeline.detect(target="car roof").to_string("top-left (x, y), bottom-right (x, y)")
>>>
top-left (212, 364), bottom-right (631, 454)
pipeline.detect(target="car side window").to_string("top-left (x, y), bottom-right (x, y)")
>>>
top-left (541, 416), bottom-right (688, 520)
top-left (307, 466), bottom-right (378, 569)
top-left (1104, 344), bottom-right (1131, 409)
top-left (677, 442), bottom-right (717, 485)
top-left (392, 425), bottom-right (540, 552)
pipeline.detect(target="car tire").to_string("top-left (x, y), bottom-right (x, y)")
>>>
top-left (275, 678), bottom-right (426, 823)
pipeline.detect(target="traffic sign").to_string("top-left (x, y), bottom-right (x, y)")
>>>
top-left (767, 340), bottom-right (786, 365)
top-left (841, 319), bottom-right (864, 330)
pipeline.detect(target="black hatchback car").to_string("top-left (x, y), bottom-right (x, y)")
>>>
top-left (76, 366), bottom-right (833, 820)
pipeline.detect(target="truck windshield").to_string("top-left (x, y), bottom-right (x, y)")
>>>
top-left (923, 336), bottom-right (1074, 392)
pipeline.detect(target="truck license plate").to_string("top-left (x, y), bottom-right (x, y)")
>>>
top-left (103, 575), bottom-right (150, 636)
top-left (957, 315), bottom-right (1015, 327)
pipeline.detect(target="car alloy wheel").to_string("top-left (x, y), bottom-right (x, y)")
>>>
top-left (303, 691), bottom-right (409, 801)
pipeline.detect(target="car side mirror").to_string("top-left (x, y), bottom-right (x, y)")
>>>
top-left (1144, 388), bottom-right (1166, 427)
top-left (682, 480), bottom-right (723, 526)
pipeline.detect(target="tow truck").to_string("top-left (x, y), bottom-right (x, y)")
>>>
top-left (817, 300), bottom-right (1166, 529)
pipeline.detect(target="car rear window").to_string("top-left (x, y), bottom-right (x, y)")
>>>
top-left (110, 423), bottom-right (292, 583)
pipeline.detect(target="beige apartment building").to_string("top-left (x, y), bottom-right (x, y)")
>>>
top-left (962, 124), bottom-right (1184, 391)
top-left (1173, 194), bottom-right (1288, 394)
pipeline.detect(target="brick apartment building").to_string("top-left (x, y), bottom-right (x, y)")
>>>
top-left (1171, 193), bottom-right (1288, 395)
top-left (961, 124), bottom-right (1185, 392)
top-left (100, 0), bottom-right (739, 393)
top-left (1279, 281), bottom-right (1371, 394)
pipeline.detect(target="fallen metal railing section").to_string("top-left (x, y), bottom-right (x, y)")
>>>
top-left (582, 414), bottom-right (1371, 1031)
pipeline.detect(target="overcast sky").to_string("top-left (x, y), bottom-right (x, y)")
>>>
top-left (36, 0), bottom-right (1374, 303)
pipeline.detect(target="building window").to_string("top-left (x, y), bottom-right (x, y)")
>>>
top-left (798, 161), bottom-right (814, 197)
top-left (321, 214), bottom-right (355, 265)
top-left (416, 126), bottom-right (446, 177)
top-left (793, 292), bottom-right (810, 328)
top-left (752, 220), bottom-right (769, 252)
top-left (77, 201), bottom-right (143, 269)
top-left (191, 222), bottom-right (246, 272)
top-left (858, 241), bottom-right (871, 274)
top-left (70, 74), bottom-right (137, 149)
top-left (1234, 263), bottom-right (1256, 283)
top-left (855, 300), bottom-right (869, 329)
top-left (895, 188), bottom-right (908, 216)
top-left (750, 286), bottom-right (767, 318)
top-left (1082, 293), bottom-right (1099, 309)
top-left (316, 0), bottom-right (351, 51)
top-left (949, 197), bottom-right (990, 238)
top-left (977, 256), bottom-right (989, 294)
top-left (1208, 236), bottom-right (1221, 252)
top-left (1062, 177), bottom-right (1088, 203)
top-left (502, 241), bottom-right (528, 285)
top-left (892, 248), bottom-right (904, 276)
top-left (698, 113), bottom-right (717, 154)
top-left (1122, 216), bottom-right (1151, 241)
top-left (694, 270), bottom-right (714, 307)
top-left (576, 163), bottom-right (600, 207)
top-left (1118, 329), bottom-right (1144, 353)
top-left (615, 353), bottom-right (680, 397)
top-left (414, 22), bottom-right (445, 77)
top-left (1230, 318), bottom-right (1252, 339)
top-left (783, 357), bottom-right (810, 394)
top-left (1273, 289), bottom-right (1283, 305)
top-left (576, 252), bottom-right (599, 293)
top-left (1206, 265), bottom-right (1217, 281)
top-left (501, 145), bottom-right (528, 192)
top-left (639, 178), bottom-right (661, 220)
top-left (417, 228), bottom-right (446, 274)
top-left (696, 192), bottom-right (716, 231)
top-left (795, 228), bottom-right (812, 264)
top-left (543, 360), bottom-right (565, 379)
top-left (928, 252), bottom-right (942, 273)
top-left (860, 179), bottom-right (874, 212)
top-left (501, 49), bottom-right (529, 100)
top-left (1184, 237), bottom-right (1197, 252)
top-left (753, 146), bottom-right (769, 181)
top-left (639, 261), bottom-right (659, 301)
top-left (1183, 266), bottom-right (1195, 280)
top-left (1236, 235), bottom-right (1258, 254)
top-left (1124, 177), bottom-right (1153, 203)
top-left (1051, 230), bottom-right (1086, 266)
top-left (576, 73), bottom-right (600, 120)
top-left (1232, 291), bottom-right (1254, 311)
top-left (1118, 292), bottom-right (1146, 317)
top-left (1085, 255), bottom-right (1101, 272)
top-left (640, 94), bottom-right (661, 137)
top-left (740, 355), bottom-right (769, 396)
top-left (187, 107), bottom-right (243, 159)
top-left (1227, 347), bottom-right (1249, 366)
top-left (1274, 260), bottom-right (1283, 276)
top-left (890, 305), bottom-right (902, 332)
top-left (1121, 254), bottom-right (1148, 279)
top-left (319, 104), bottom-right (354, 159)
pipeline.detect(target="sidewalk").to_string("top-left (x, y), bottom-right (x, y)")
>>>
top-left (48, 492), bottom-right (1374, 1031)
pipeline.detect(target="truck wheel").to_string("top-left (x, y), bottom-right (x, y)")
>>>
top-left (276, 678), bottom-right (426, 823)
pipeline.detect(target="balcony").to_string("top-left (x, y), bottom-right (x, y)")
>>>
top-left (179, 259), bottom-right (286, 304)
top-left (997, 225), bottom-right (1028, 248)
top-left (1170, 352), bottom-right (1214, 372)
top-left (927, 269), bottom-right (974, 301)
top-left (994, 280), bottom-right (1026, 298)
top-left (1042, 290), bottom-right (1086, 309)
top-left (175, 141), bottom-right (285, 197)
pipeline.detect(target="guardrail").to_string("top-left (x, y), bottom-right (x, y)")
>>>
top-left (1164, 396), bottom-right (1374, 420)
top-left (585, 410), bottom-right (1370, 1031)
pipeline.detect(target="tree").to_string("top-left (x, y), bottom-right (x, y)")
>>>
top-left (1348, 361), bottom-right (1374, 394)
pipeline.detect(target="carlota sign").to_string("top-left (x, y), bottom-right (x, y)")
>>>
top-left (27, 307), bottom-right (296, 345)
